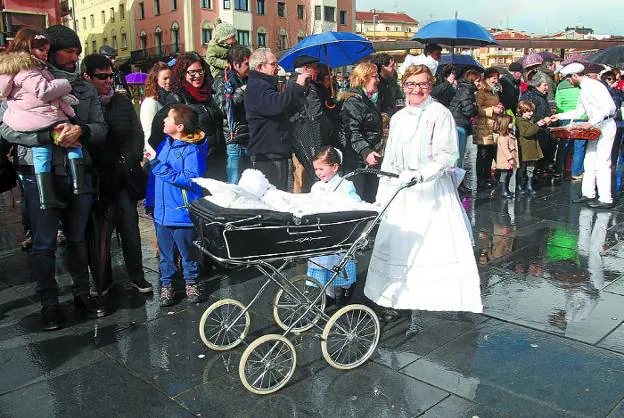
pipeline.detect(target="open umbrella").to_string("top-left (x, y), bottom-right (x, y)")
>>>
top-left (438, 54), bottom-right (484, 75)
top-left (278, 31), bottom-right (374, 72)
top-left (125, 72), bottom-right (148, 84)
top-left (561, 53), bottom-right (589, 65)
top-left (538, 51), bottom-right (562, 62)
top-left (588, 45), bottom-right (624, 66)
top-left (410, 18), bottom-right (497, 48)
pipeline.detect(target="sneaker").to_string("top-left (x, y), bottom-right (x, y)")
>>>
top-left (185, 283), bottom-right (201, 303)
top-left (74, 295), bottom-right (109, 318)
top-left (21, 230), bottom-right (33, 251)
top-left (130, 277), bottom-right (154, 293)
top-left (41, 304), bottom-right (63, 331)
top-left (160, 286), bottom-right (174, 307)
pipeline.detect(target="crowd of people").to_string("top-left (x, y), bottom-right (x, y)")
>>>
top-left (1, 21), bottom-right (621, 333)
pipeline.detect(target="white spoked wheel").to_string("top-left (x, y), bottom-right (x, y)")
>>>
top-left (239, 334), bottom-right (297, 395)
top-left (273, 275), bottom-right (326, 333)
top-left (321, 304), bottom-right (380, 370)
top-left (199, 298), bottom-right (251, 351)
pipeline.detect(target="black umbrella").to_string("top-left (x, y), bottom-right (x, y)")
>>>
top-left (86, 192), bottom-right (114, 296)
top-left (588, 45), bottom-right (624, 67)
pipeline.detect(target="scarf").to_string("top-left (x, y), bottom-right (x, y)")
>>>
top-left (362, 88), bottom-right (379, 104)
top-left (157, 87), bottom-right (170, 105)
top-left (99, 87), bottom-right (114, 105)
top-left (184, 81), bottom-right (211, 102)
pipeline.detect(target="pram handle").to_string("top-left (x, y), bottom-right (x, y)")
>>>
top-left (339, 168), bottom-right (419, 189)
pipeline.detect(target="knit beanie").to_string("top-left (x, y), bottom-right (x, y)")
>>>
top-left (44, 25), bottom-right (82, 54)
top-left (214, 18), bottom-right (236, 44)
top-left (528, 71), bottom-right (549, 88)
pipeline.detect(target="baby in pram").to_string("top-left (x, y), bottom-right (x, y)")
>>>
top-left (306, 146), bottom-right (360, 304)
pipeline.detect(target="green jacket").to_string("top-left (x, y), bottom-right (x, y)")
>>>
top-left (555, 79), bottom-right (587, 120)
top-left (205, 40), bottom-right (230, 78)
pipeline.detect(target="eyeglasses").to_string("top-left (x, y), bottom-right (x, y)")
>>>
top-left (186, 69), bottom-right (205, 77)
top-left (91, 73), bottom-right (114, 80)
top-left (605, 77), bottom-right (614, 82)
top-left (263, 61), bottom-right (278, 67)
top-left (404, 81), bottom-right (431, 90)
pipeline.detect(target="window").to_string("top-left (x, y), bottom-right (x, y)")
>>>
top-left (171, 23), bottom-right (180, 52)
top-left (140, 31), bottom-right (147, 50)
top-left (277, 2), bottom-right (285, 17)
top-left (385, 26), bottom-right (390, 31)
top-left (138, 2), bottom-right (144, 18)
top-left (121, 28), bottom-right (127, 49)
top-left (235, 0), bottom-right (248, 11)
top-left (110, 7), bottom-right (115, 22)
top-left (112, 30), bottom-right (118, 49)
top-left (155, 28), bottom-right (163, 55)
top-left (236, 30), bottom-right (250, 46)
top-left (91, 40), bottom-right (96, 52)
top-left (202, 28), bottom-right (213, 44)
top-left (324, 6), bottom-right (335, 22)
top-left (101, 10), bottom-right (106, 24)
top-left (339, 10), bottom-right (347, 25)
top-left (223, 0), bottom-right (230, 9)
top-left (297, 4), bottom-right (304, 19)
top-left (297, 35), bottom-right (304, 43)
top-left (171, 0), bottom-right (177, 10)
top-left (256, 0), bottom-right (265, 15)
top-left (154, 0), bottom-right (160, 15)
top-left (119, 5), bottom-right (125, 19)
top-left (278, 34), bottom-right (287, 50)
top-left (103, 35), bottom-right (108, 46)
top-left (314, 6), bottom-right (321, 20)
top-left (90, 14), bottom-right (94, 27)
top-left (75, 20), bottom-right (79, 32)
top-left (257, 32), bottom-right (266, 47)
top-left (82, 17), bottom-right (86, 30)
top-left (200, 0), bottom-right (212, 8)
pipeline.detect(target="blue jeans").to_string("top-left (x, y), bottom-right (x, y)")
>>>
top-left (22, 173), bottom-right (93, 306)
top-left (456, 126), bottom-right (470, 169)
top-left (572, 140), bottom-right (586, 176)
top-left (226, 143), bottom-right (250, 184)
top-left (32, 145), bottom-right (83, 174)
top-left (155, 224), bottom-right (198, 287)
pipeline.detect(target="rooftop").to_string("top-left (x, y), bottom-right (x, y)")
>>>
top-left (355, 11), bottom-right (418, 24)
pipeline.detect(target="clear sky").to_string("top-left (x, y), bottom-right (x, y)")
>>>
top-left (356, 0), bottom-right (623, 36)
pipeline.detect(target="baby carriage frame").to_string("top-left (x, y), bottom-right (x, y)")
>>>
top-left (190, 168), bottom-right (417, 395)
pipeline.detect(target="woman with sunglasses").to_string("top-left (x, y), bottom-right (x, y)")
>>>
top-left (81, 53), bottom-right (151, 300)
top-left (364, 64), bottom-right (483, 329)
top-left (147, 53), bottom-right (223, 181)
top-left (338, 62), bottom-right (384, 203)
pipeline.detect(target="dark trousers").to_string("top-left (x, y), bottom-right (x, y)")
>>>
top-left (351, 170), bottom-right (380, 203)
top-left (155, 224), bottom-right (198, 287)
top-left (476, 145), bottom-right (497, 182)
top-left (252, 158), bottom-right (289, 191)
top-left (97, 188), bottom-right (144, 289)
top-left (23, 173), bottom-right (93, 306)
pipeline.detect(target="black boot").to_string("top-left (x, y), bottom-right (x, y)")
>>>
top-left (516, 166), bottom-right (527, 195)
top-left (498, 170), bottom-right (513, 199)
top-left (68, 158), bottom-right (92, 195)
top-left (35, 172), bottom-right (67, 210)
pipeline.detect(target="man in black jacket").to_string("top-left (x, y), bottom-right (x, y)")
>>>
top-left (213, 44), bottom-right (251, 184)
top-left (371, 53), bottom-right (400, 116)
top-left (499, 62), bottom-right (523, 113)
top-left (245, 48), bottom-right (308, 190)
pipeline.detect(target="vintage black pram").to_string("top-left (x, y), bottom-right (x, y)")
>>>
top-left (189, 169), bottom-right (415, 395)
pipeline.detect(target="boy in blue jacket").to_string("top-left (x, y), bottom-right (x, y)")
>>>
top-left (151, 104), bottom-right (208, 306)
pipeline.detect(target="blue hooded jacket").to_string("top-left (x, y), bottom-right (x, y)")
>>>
top-left (152, 132), bottom-right (208, 227)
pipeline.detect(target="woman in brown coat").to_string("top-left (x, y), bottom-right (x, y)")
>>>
top-left (474, 68), bottom-right (505, 189)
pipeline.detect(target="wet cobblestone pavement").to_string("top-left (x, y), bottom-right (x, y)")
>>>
top-left (1, 165), bottom-right (624, 417)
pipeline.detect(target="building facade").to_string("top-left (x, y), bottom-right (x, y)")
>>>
top-left (0, 0), bottom-right (61, 48)
top-left (355, 10), bottom-right (418, 41)
top-left (474, 31), bottom-right (530, 67)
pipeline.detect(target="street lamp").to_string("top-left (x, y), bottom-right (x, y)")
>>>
top-left (371, 9), bottom-right (378, 41)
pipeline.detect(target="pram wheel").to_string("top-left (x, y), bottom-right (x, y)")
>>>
top-left (239, 334), bottom-right (297, 395)
top-left (321, 304), bottom-right (380, 370)
top-left (199, 298), bottom-right (251, 351)
top-left (273, 275), bottom-right (326, 333)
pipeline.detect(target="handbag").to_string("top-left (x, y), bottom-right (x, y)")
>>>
top-left (291, 96), bottom-right (323, 179)
top-left (0, 146), bottom-right (17, 194)
top-left (118, 155), bottom-right (148, 201)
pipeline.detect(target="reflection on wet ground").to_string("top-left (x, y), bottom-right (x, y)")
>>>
top-left (1, 152), bottom-right (624, 417)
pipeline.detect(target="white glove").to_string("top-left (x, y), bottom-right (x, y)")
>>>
top-left (398, 170), bottom-right (421, 184)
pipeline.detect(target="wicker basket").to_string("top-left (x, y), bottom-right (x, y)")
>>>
top-left (549, 126), bottom-right (601, 140)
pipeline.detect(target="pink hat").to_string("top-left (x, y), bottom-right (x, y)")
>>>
top-left (522, 53), bottom-right (544, 69)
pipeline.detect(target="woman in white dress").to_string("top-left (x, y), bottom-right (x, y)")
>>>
top-left (364, 64), bottom-right (483, 333)
top-left (140, 62), bottom-right (172, 159)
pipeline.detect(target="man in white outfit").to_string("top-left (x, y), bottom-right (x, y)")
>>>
top-left (554, 62), bottom-right (617, 209)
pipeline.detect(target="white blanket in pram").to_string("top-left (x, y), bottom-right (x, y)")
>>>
top-left (193, 169), bottom-right (379, 217)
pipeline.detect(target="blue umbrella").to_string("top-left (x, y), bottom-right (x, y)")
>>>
top-left (278, 31), bottom-right (374, 72)
top-left (439, 54), bottom-right (484, 68)
top-left (411, 18), bottom-right (497, 48)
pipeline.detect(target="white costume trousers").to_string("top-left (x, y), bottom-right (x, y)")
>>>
top-left (582, 120), bottom-right (616, 203)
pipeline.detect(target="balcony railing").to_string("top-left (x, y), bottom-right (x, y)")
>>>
top-left (130, 43), bottom-right (184, 61)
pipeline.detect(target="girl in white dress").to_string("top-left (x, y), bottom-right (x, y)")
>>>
top-left (363, 64), bottom-right (483, 334)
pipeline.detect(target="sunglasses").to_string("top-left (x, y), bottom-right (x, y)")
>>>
top-left (91, 73), bottom-right (114, 80)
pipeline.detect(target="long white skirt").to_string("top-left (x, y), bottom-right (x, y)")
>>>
top-left (364, 171), bottom-right (483, 312)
